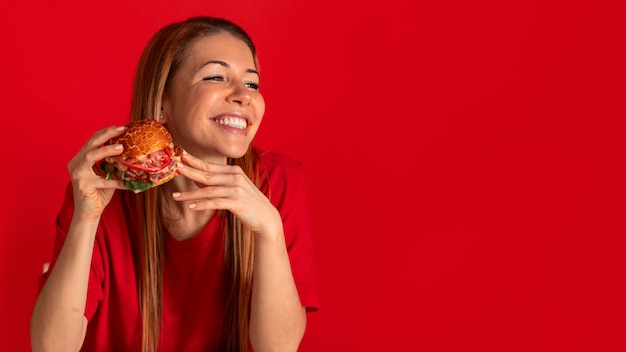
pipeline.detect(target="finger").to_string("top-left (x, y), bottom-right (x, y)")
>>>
top-left (104, 178), bottom-right (127, 190)
top-left (180, 152), bottom-right (234, 174)
top-left (177, 164), bottom-right (247, 187)
top-left (74, 176), bottom-right (126, 192)
top-left (70, 143), bottom-right (123, 178)
top-left (171, 185), bottom-right (238, 202)
top-left (86, 144), bottom-right (124, 165)
top-left (185, 197), bottom-right (238, 212)
top-left (85, 125), bottom-right (128, 150)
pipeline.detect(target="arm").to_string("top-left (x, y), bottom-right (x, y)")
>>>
top-left (30, 220), bottom-right (97, 352)
top-left (249, 220), bottom-right (307, 351)
top-left (30, 126), bottom-right (127, 352)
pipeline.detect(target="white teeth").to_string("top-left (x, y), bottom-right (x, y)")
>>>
top-left (216, 117), bottom-right (247, 129)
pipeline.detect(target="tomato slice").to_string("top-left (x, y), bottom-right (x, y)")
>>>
top-left (121, 149), bottom-right (172, 173)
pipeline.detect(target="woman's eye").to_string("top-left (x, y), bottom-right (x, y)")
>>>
top-left (202, 76), bottom-right (224, 81)
top-left (246, 82), bottom-right (260, 90)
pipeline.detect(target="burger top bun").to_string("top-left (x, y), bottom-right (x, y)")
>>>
top-left (107, 119), bottom-right (173, 158)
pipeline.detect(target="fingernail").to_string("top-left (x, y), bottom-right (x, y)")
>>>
top-left (172, 192), bottom-right (181, 198)
top-left (177, 162), bottom-right (184, 169)
top-left (116, 126), bottom-right (127, 131)
top-left (114, 144), bottom-right (123, 150)
top-left (182, 149), bottom-right (188, 155)
top-left (189, 203), bottom-right (197, 209)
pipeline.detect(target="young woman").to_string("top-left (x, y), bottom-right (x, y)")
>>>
top-left (31, 16), bottom-right (318, 352)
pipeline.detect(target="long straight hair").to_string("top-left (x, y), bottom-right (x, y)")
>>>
top-left (130, 17), bottom-right (260, 352)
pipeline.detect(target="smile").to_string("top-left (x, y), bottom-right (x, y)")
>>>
top-left (212, 116), bottom-right (248, 130)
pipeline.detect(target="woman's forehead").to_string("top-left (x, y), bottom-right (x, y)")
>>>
top-left (184, 33), bottom-right (254, 67)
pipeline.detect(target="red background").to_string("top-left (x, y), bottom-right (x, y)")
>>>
top-left (1, 0), bottom-right (625, 351)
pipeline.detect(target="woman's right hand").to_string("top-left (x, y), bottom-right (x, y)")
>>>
top-left (67, 125), bottom-right (128, 222)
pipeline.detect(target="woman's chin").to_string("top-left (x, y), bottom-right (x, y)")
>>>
top-left (226, 149), bottom-right (250, 160)
top-left (223, 143), bottom-right (252, 159)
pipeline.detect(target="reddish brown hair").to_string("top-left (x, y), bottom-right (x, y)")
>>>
top-left (130, 17), bottom-right (259, 352)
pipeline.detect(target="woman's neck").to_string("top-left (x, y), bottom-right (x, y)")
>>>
top-left (159, 176), bottom-right (215, 241)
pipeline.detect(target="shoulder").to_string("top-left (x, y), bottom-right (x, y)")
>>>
top-left (256, 149), bottom-right (306, 187)
top-left (254, 149), bottom-right (307, 209)
top-left (257, 149), bottom-right (304, 175)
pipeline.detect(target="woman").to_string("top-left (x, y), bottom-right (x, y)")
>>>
top-left (31, 16), bottom-right (318, 352)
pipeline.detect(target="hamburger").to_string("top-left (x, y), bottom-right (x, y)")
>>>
top-left (99, 119), bottom-right (182, 193)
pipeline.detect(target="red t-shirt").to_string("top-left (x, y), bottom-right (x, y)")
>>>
top-left (40, 151), bottom-right (319, 351)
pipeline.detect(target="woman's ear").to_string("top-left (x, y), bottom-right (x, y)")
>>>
top-left (160, 93), bottom-right (171, 124)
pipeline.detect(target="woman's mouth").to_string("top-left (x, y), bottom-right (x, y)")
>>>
top-left (212, 116), bottom-right (248, 130)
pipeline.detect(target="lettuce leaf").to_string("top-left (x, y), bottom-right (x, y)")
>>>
top-left (123, 179), bottom-right (154, 193)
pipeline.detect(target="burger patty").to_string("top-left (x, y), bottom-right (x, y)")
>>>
top-left (102, 147), bottom-right (176, 183)
top-left (122, 159), bottom-right (176, 183)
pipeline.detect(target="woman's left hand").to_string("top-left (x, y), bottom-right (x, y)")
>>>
top-left (172, 151), bottom-right (282, 239)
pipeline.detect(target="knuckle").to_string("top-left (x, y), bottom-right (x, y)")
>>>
top-left (74, 179), bottom-right (89, 193)
top-left (201, 161), bottom-right (213, 171)
top-left (84, 149), bottom-right (96, 162)
top-left (233, 186), bottom-right (245, 198)
top-left (87, 134), bottom-right (103, 147)
top-left (69, 167), bottom-right (81, 180)
top-left (201, 172), bottom-right (213, 183)
top-left (232, 173), bottom-right (246, 184)
top-left (212, 198), bottom-right (223, 208)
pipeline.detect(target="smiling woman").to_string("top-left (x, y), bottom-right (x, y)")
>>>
top-left (162, 31), bottom-right (265, 160)
top-left (30, 16), bottom-right (318, 352)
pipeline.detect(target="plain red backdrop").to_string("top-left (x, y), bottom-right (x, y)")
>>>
top-left (1, 0), bottom-right (625, 351)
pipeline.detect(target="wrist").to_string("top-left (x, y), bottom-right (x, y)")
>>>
top-left (254, 227), bottom-right (284, 244)
top-left (252, 210), bottom-right (284, 243)
top-left (254, 229), bottom-right (284, 250)
top-left (70, 212), bottom-right (101, 237)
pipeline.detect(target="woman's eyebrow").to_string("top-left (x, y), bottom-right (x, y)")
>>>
top-left (198, 60), bottom-right (259, 76)
top-left (199, 60), bottom-right (228, 69)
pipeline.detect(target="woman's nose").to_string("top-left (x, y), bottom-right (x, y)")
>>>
top-left (226, 83), bottom-right (251, 105)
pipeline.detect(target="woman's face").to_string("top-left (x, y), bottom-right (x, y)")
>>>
top-left (162, 32), bottom-right (265, 162)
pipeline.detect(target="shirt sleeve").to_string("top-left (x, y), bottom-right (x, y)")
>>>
top-left (38, 182), bottom-right (105, 321)
top-left (260, 153), bottom-right (320, 312)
